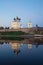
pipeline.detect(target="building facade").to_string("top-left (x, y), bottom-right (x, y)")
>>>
top-left (28, 21), bottom-right (32, 28)
top-left (11, 16), bottom-right (22, 29)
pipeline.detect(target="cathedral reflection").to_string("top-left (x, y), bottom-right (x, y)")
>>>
top-left (28, 44), bottom-right (32, 49)
top-left (0, 38), bottom-right (43, 54)
top-left (10, 42), bottom-right (22, 54)
top-left (27, 40), bottom-right (32, 49)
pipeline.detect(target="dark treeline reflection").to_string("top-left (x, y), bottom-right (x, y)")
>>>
top-left (0, 37), bottom-right (24, 40)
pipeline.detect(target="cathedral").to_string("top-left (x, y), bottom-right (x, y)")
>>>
top-left (11, 16), bottom-right (22, 29)
top-left (11, 16), bottom-right (32, 29)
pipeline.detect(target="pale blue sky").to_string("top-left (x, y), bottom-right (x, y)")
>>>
top-left (0, 0), bottom-right (43, 27)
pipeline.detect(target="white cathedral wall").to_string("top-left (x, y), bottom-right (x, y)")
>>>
top-left (11, 22), bottom-right (21, 29)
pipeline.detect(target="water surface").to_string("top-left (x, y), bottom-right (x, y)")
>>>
top-left (0, 38), bottom-right (43, 65)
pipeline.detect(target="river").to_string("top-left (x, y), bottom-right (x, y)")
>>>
top-left (0, 38), bottom-right (43, 65)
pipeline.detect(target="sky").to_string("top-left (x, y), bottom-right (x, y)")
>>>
top-left (0, 0), bottom-right (43, 28)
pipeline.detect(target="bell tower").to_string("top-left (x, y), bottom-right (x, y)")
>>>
top-left (28, 21), bottom-right (32, 28)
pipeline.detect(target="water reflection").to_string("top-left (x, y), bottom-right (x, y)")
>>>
top-left (28, 44), bottom-right (32, 49)
top-left (10, 42), bottom-right (22, 54)
top-left (0, 38), bottom-right (43, 55)
top-left (0, 38), bottom-right (43, 65)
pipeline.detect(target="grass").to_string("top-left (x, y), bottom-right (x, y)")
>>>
top-left (1, 31), bottom-right (26, 35)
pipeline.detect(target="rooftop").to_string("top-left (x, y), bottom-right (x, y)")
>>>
top-left (14, 16), bottom-right (21, 21)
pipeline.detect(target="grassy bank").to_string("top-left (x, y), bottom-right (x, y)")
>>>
top-left (0, 31), bottom-right (26, 40)
top-left (0, 31), bottom-right (26, 37)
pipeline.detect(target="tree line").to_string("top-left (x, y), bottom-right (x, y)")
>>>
top-left (0, 27), bottom-right (9, 29)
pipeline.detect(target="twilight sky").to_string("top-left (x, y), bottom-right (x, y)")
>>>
top-left (0, 0), bottom-right (43, 28)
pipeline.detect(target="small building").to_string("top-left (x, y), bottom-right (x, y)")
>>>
top-left (28, 21), bottom-right (32, 28)
top-left (11, 16), bottom-right (22, 29)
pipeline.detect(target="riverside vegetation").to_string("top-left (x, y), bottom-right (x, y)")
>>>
top-left (0, 31), bottom-right (26, 40)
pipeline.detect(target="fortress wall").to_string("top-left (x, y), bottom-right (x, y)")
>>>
top-left (0, 28), bottom-right (31, 33)
top-left (20, 28), bottom-right (29, 33)
top-left (0, 27), bottom-right (43, 33)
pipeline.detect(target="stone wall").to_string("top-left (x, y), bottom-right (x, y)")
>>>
top-left (0, 27), bottom-right (43, 34)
